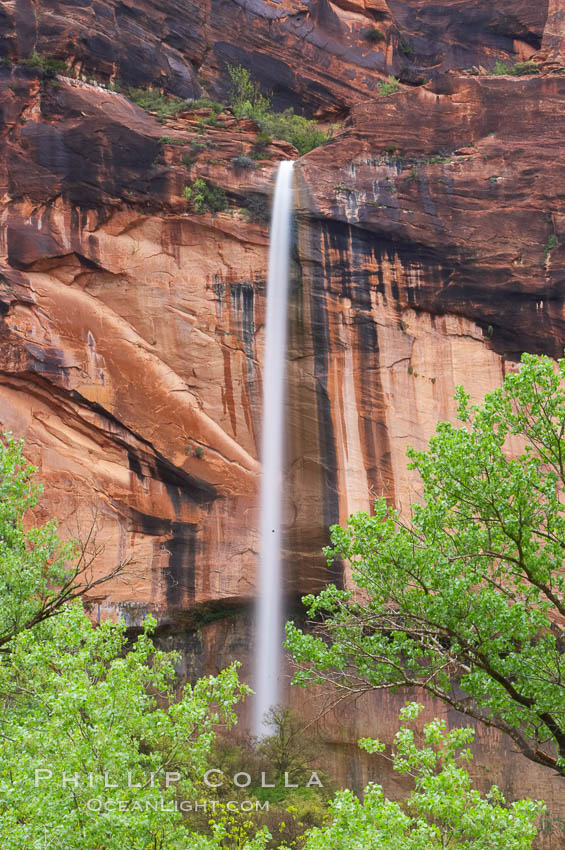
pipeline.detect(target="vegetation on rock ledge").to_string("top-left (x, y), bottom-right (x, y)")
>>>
top-left (377, 75), bottom-right (401, 96)
top-left (184, 179), bottom-right (228, 215)
top-left (227, 65), bottom-right (332, 156)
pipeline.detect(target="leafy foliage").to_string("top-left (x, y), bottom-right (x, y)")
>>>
top-left (286, 353), bottom-right (565, 776)
top-left (256, 706), bottom-right (325, 788)
top-left (194, 706), bottom-right (541, 850)
top-left (123, 86), bottom-right (188, 119)
top-left (187, 97), bottom-right (225, 113)
top-left (296, 704), bottom-right (543, 850)
top-left (228, 64), bottom-right (272, 120)
top-left (18, 52), bottom-right (67, 75)
top-left (120, 66), bottom-right (331, 155)
top-left (0, 605), bottom-right (249, 849)
top-left (0, 435), bottom-right (125, 648)
top-left (227, 65), bottom-right (330, 156)
top-left (542, 233), bottom-right (558, 266)
top-left (398, 38), bottom-right (414, 58)
top-left (377, 76), bottom-right (401, 95)
top-left (184, 179), bottom-right (228, 214)
top-left (491, 60), bottom-right (540, 76)
top-left (259, 111), bottom-right (329, 158)
top-left (362, 27), bottom-right (385, 44)
top-left (199, 707), bottom-right (330, 849)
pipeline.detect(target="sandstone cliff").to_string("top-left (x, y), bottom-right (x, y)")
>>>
top-left (1, 0), bottom-right (565, 844)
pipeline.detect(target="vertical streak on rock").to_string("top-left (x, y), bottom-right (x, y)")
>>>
top-left (164, 523), bottom-right (197, 608)
top-left (222, 347), bottom-right (237, 436)
top-left (287, 197), bottom-right (343, 593)
top-left (290, 188), bottom-right (399, 595)
top-left (240, 281), bottom-right (260, 453)
top-left (355, 310), bottom-right (394, 505)
top-left (353, 237), bottom-right (395, 507)
top-left (313, 222), bottom-right (341, 536)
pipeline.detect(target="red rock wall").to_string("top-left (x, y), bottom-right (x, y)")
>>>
top-left (1, 1), bottom-right (565, 844)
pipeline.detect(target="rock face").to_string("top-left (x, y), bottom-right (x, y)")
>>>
top-left (1, 0), bottom-right (565, 844)
top-left (0, 0), bottom-right (557, 113)
top-left (0, 71), bottom-right (278, 628)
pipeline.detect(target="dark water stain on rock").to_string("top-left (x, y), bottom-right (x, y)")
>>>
top-left (164, 521), bottom-right (197, 607)
top-left (222, 346), bottom-right (237, 435)
top-left (128, 451), bottom-right (144, 481)
top-left (119, 504), bottom-right (198, 608)
top-left (312, 224), bottom-right (340, 535)
top-left (355, 313), bottom-right (395, 503)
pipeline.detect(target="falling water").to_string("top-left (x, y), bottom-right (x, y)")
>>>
top-left (253, 160), bottom-right (294, 738)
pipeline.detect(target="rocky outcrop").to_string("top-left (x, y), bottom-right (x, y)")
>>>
top-left (1, 1), bottom-right (565, 845)
top-left (1, 0), bottom-right (558, 116)
top-left (0, 70), bottom-right (281, 624)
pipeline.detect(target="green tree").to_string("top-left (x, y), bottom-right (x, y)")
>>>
top-left (0, 606), bottom-right (250, 848)
top-left (377, 75), bottom-right (400, 95)
top-left (293, 704), bottom-right (543, 850)
top-left (286, 353), bottom-right (565, 775)
top-left (0, 435), bottom-right (263, 849)
top-left (0, 434), bottom-right (126, 649)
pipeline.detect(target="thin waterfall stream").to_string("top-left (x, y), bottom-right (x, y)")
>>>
top-left (253, 160), bottom-right (294, 738)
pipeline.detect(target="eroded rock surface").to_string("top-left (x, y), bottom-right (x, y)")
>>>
top-left (1, 0), bottom-right (559, 114)
top-left (1, 1), bottom-right (565, 844)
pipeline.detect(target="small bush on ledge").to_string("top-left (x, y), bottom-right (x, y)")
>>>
top-left (17, 52), bottom-right (67, 76)
top-left (228, 64), bottom-right (331, 155)
top-left (241, 193), bottom-right (270, 225)
top-left (491, 60), bottom-right (540, 76)
top-left (377, 75), bottom-right (401, 96)
top-left (184, 179), bottom-right (227, 215)
top-left (121, 86), bottom-right (187, 119)
top-left (185, 97), bottom-right (225, 113)
top-left (362, 27), bottom-right (385, 43)
top-left (232, 154), bottom-right (257, 170)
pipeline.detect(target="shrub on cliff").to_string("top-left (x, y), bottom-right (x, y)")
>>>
top-left (362, 27), bottom-right (385, 43)
top-left (17, 52), bottom-right (67, 76)
top-left (120, 85), bottom-right (187, 119)
top-left (292, 704), bottom-right (543, 850)
top-left (227, 64), bottom-right (330, 156)
top-left (184, 178), bottom-right (228, 214)
top-left (232, 154), bottom-right (257, 170)
top-left (286, 352), bottom-right (565, 778)
top-left (259, 110), bottom-right (329, 158)
top-left (491, 60), bottom-right (540, 76)
top-left (241, 193), bottom-right (271, 225)
top-left (377, 75), bottom-right (401, 95)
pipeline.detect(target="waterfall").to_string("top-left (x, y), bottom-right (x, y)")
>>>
top-left (253, 160), bottom-right (294, 738)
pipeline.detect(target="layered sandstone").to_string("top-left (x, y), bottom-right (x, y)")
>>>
top-left (0, 0), bottom-right (556, 115)
top-left (1, 0), bottom-right (565, 845)
top-left (0, 71), bottom-right (279, 625)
